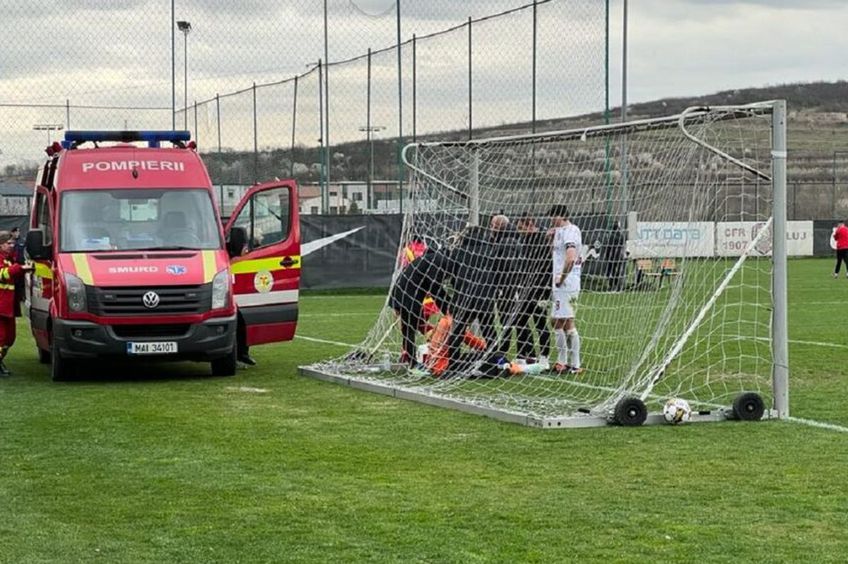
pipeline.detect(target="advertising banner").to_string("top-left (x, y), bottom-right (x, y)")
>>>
top-left (628, 222), bottom-right (714, 258)
top-left (715, 221), bottom-right (813, 257)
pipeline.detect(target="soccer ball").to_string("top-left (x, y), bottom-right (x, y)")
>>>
top-left (662, 398), bottom-right (692, 425)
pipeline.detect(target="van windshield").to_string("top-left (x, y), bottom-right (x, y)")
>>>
top-left (60, 189), bottom-right (222, 252)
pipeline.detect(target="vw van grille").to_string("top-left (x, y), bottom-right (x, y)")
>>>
top-left (111, 324), bottom-right (191, 338)
top-left (86, 285), bottom-right (211, 316)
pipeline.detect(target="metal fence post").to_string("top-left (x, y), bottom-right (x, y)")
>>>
top-left (291, 77), bottom-right (298, 179)
top-left (412, 34), bottom-right (417, 143)
top-left (366, 48), bottom-right (373, 212)
top-left (467, 16), bottom-right (473, 141)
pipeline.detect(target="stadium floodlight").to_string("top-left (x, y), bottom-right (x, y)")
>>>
top-left (302, 100), bottom-right (789, 429)
top-left (33, 124), bottom-right (64, 144)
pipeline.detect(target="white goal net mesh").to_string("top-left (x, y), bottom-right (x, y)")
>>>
top-left (307, 103), bottom-right (778, 422)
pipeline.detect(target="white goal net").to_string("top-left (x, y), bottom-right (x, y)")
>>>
top-left (302, 101), bottom-right (788, 427)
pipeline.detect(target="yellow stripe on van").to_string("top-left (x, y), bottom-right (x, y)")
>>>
top-left (71, 253), bottom-right (94, 285)
top-left (231, 255), bottom-right (301, 275)
top-left (34, 262), bottom-right (53, 280)
top-left (202, 250), bottom-right (217, 283)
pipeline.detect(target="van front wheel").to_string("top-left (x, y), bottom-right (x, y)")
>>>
top-left (211, 348), bottom-right (237, 377)
top-left (51, 339), bottom-right (76, 382)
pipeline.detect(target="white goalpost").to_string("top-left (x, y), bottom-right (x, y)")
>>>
top-left (301, 101), bottom-right (789, 428)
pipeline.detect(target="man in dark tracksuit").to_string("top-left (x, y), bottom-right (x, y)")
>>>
top-left (514, 224), bottom-right (551, 361)
top-left (445, 225), bottom-right (498, 372)
top-left (389, 246), bottom-right (453, 365)
top-left (488, 219), bottom-right (524, 361)
top-left (603, 221), bottom-right (627, 291)
top-left (447, 220), bottom-right (521, 374)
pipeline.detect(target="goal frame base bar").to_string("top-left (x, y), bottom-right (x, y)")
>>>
top-left (299, 365), bottom-right (778, 429)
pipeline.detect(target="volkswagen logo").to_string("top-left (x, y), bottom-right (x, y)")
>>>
top-left (142, 291), bottom-right (160, 309)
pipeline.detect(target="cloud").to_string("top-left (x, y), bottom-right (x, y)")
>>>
top-left (0, 0), bottom-right (846, 166)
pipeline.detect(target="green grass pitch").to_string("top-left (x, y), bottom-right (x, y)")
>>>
top-left (1, 258), bottom-right (847, 561)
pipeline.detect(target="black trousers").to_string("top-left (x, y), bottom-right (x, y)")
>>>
top-left (605, 257), bottom-right (626, 291)
top-left (515, 298), bottom-right (550, 359)
top-left (447, 290), bottom-right (497, 369)
top-left (391, 289), bottom-right (424, 364)
top-left (835, 249), bottom-right (848, 274)
top-left (514, 285), bottom-right (550, 359)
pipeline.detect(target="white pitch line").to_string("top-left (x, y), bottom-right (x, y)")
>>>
top-left (787, 416), bottom-right (848, 433)
top-left (751, 336), bottom-right (848, 349)
top-left (789, 339), bottom-right (848, 349)
top-left (296, 334), bottom-right (356, 347)
top-left (298, 312), bottom-right (376, 318)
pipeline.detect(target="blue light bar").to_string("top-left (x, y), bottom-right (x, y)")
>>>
top-left (62, 130), bottom-right (191, 149)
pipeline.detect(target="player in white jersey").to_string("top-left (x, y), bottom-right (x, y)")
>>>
top-left (549, 204), bottom-right (584, 375)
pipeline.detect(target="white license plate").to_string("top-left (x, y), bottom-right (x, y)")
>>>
top-left (127, 341), bottom-right (178, 355)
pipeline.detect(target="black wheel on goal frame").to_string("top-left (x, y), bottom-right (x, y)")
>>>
top-left (613, 397), bottom-right (648, 427)
top-left (732, 392), bottom-right (765, 421)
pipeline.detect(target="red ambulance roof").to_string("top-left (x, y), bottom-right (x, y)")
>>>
top-left (55, 145), bottom-right (211, 190)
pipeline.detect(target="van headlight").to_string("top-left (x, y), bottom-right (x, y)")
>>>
top-left (64, 273), bottom-right (87, 312)
top-left (211, 269), bottom-right (231, 310)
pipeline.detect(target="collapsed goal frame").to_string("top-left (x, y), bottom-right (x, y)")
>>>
top-left (300, 100), bottom-right (789, 428)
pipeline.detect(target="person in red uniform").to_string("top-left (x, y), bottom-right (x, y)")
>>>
top-left (0, 231), bottom-right (33, 376)
top-left (833, 220), bottom-right (848, 279)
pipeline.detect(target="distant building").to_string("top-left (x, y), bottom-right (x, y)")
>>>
top-left (0, 180), bottom-right (31, 216)
top-left (299, 181), bottom-right (400, 215)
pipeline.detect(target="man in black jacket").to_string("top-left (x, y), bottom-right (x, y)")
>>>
top-left (443, 224), bottom-right (499, 372)
top-left (389, 246), bottom-right (453, 365)
top-left (446, 216), bottom-right (522, 374)
top-left (514, 214), bottom-right (551, 362)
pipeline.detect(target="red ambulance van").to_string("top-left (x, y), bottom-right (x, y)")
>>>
top-left (25, 130), bottom-right (300, 380)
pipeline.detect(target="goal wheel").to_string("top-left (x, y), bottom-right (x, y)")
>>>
top-left (613, 397), bottom-right (647, 427)
top-left (732, 392), bottom-right (765, 421)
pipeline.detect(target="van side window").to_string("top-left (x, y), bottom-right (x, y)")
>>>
top-left (233, 187), bottom-right (290, 251)
top-left (35, 192), bottom-right (52, 244)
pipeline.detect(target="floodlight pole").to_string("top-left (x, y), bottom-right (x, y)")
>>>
top-left (177, 20), bottom-right (192, 131)
top-left (360, 125), bottom-right (385, 212)
top-left (771, 100), bottom-right (789, 418)
top-left (171, 0), bottom-right (175, 130)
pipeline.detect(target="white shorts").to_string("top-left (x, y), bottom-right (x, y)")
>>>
top-left (551, 288), bottom-right (579, 319)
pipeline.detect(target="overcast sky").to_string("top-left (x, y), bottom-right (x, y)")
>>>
top-left (1, 0), bottom-right (845, 166)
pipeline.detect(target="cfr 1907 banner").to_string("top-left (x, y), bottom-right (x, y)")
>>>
top-left (715, 221), bottom-right (813, 257)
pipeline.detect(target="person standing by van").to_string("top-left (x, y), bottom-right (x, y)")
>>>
top-left (833, 220), bottom-right (848, 279)
top-left (0, 231), bottom-right (33, 375)
top-left (9, 227), bottom-right (26, 318)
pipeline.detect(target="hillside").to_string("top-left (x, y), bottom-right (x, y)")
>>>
top-left (609, 81), bottom-right (848, 118)
top-left (3, 81), bottom-right (846, 189)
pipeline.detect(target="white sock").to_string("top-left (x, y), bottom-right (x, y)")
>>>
top-left (567, 329), bottom-right (581, 369)
top-left (555, 329), bottom-right (568, 365)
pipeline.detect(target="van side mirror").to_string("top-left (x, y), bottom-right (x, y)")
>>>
top-left (227, 226), bottom-right (248, 258)
top-left (25, 229), bottom-right (51, 260)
